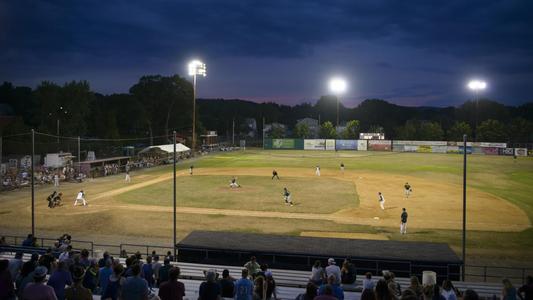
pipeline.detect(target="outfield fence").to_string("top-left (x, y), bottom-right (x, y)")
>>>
top-left (263, 139), bottom-right (532, 156)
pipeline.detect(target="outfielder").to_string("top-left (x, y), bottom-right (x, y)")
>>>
top-left (400, 208), bottom-right (408, 234)
top-left (283, 187), bottom-right (293, 206)
top-left (378, 192), bottom-right (385, 210)
top-left (189, 165), bottom-right (194, 175)
top-left (229, 177), bottom-right (241, 188)
top-left (340, 162), bottom-right (345, 173)
top-left (74, 190), bottom-right (87, 206)
top-left (272, 169), bottom-right (280, 180)
top-left (404, 182), bottom-right (412, 198)
top-left (125, 170), bottom-right (131, 183)
top-left (315, 166), bottom-right (321, 176)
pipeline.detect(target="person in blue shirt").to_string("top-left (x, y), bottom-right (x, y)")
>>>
top-left (98, 259), bottom-right (113, 295)
top-left (121, 263), bottom-right (149, 300)
top-left (234, 269), bottom-right (254, 300)
top-left (318, 275), bottom-right (344, 300)
top-left (47, 261), bottom-right (73, 300)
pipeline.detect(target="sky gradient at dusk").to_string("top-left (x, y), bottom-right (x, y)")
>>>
top-left (1, 0), bottom-right (532, 107)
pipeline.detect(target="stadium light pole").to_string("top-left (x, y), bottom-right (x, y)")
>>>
top-left (188, 60), bottom-right (207, 155)
top-left (31, 129), bottom-right (35, 236)
top-left (462, 134), bottom-right (467, 280)
top-left (173, 131), bottom-right (177, 261)
top-left (329, 77), bottom-right (347, 127)
top-left (467, 80), bottom-right (487, 142)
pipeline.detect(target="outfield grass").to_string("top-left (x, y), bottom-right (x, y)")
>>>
top-left (116, 175), bottom-right (358, 213)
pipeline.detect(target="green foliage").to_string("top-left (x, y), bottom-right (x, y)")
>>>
top-left (270, 125), bottom-right (285, 138)
top-left (507, 117), bottom-right (532, 143)
top-left (367, 125), bottom-right (384, 134)
top-left (294, 122), bottom-right (311, 138)
top-left (319, 121), bottom-right (337, 138)
top-left (396, 120), bottom-right (444, 141)
top-left (341, 120), bottom-right (360, 139)
top-left (447, 121), bottom-right (472, 141)
top-left (477, 119), bottom-right (507, 142)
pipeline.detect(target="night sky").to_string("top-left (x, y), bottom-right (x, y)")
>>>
top-left (1, 0), bottom-right (532, 107)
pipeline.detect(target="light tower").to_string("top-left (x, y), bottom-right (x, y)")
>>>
top-left (329, 77), bottom-right (347, 127)
top-left (188, 60), bottom-right (207, 153)
top-left (467, 79), bottom-right (487, 142)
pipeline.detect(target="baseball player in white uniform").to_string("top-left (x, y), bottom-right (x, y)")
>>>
top-left (404, 182), bottom-right (412, 198)
top-left (229, 177), bottom-right (240, 188)
top-left (74, 190), bottom-right (87, 206)
top-left (54, 174), bottom-right (59, 187)
top-left (283, 187), bottom-right (293, 206)
top-left (315, 166), bottom-right (321, 176)
top-left (378, 192), bottom-right (385, 210)
top-left (125, 170), bottom-right (131, 183)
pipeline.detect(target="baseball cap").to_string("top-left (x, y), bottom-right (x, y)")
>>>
top-left (328, 258), bottom-right (336, 264)
top-left (33, 266), bottom-right (48, 279)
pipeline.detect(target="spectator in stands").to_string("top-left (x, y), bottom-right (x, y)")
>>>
top-left (325, 258), bottom-right (341, 285)
top-left (47, 261), bottom-right (72, 300)
top-left (151, 250), bottom-right (157, 259)
top-left (407, 276), bottom-right (423, 299)
top-left (102, 264), bottom-right (124, 300)
top-left (120, 249), bottom-right (128, 258)
top-left (340, 259), bottom-right (356, 284)
top-left (99, 258), bottom-right (113, 295)
top-left (318, 275), bottom-right (343, 300)
top-left (219, 269), bottom-right (235, 298)
top-left (158, 258), bottom-right (172, 286)
top-left (0, 259), bottom-right (16, 299)
top-left (166, 251), bottom-right (175, 262)
top-left (244, 256), bottom-right (261, 278)
top-left (39, 248), bottom-right (56, 273)
top-left (234, 269), bottom-right (254, 300)
top-left (256, 263), bottom-right (269, 279)
top-left (98, 251), bottom-right (111, 268)
top-left (502, 279), bottom-right (518, 300)
top-left (518, 276), bottom-right (533, 300)
top-left (310, 260), bottom-right (325, 286)
top-left (254, 273), bottom-right (267, 300)
top-left (142, 256), bottom-right (154, 287)
top-left (8, 252), bottom-right (23, 280)
top-left (384, 271), bottom-right (401, 298)
top-left (441, 280), bottom-right (459, 300)
top-left (59, 245), bottom-right (72, 262)
top-left (360, 288), bottom-right (375, 300)
top-left (362, 272), bottom-right (374, 291)
top-left (314, 285), bottom-right (337, 300)
top-left (265, 271), bottom-right (277, 300)
top-left (152, 255), bottom-right (162, 286)
top-left (22, 234), bottom-right (36, 247)
top-left (79, 249), bottom-right (90, 268)
top-left (199, 269), bottom-right (221, 300)
top-left (65, 265), bottom-right (92, 300)
top-left (158, 267), bottom-right (185, 300)
top-left (0, 236), bottom-right (6, 246)
top-left (22, 266), bottom-right (57, 300)
top-left (121, 263), bottom-right (149, 300)
top-left (400, 289), bottom-right (418, 300)
top-left (124, 255), bottom-right (137, 277)
top-left (462, 289), bottom-right (479, 300)
top-left (83, 259), bottom-right (99, 293)
top-left (375, 278), bottom-right (397, 300)
top-left (15, 259), bottom-right (36, 297)
top-left (433, 284), bottom-right (445, 300)
top-left (296, 282), bottom-right (318, 300)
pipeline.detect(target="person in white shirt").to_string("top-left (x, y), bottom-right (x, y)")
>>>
top-left (325, 258), bottom-right (341, 285)
top-left (378, 192), bottom-right (385, 210)
top-left (74, 190), bottom-right (87, 206)
top-left (315, 166), bottom-right (321, 176)
top-left (54, 174), bottom-right (59, 187)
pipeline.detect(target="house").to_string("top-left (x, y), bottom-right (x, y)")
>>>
top-left (244, 118), bottom-right (258, 138)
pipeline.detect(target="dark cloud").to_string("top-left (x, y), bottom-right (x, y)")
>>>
top-left (0, 0), bottom-right (532, 106)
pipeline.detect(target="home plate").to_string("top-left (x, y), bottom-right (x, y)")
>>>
top-left (373, 217), bottom-right (380, 220)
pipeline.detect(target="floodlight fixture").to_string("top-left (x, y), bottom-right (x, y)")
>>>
top-left (329, 77), bottom-right (347, 94)
top-left (467, 80), bottom-right (487, 91)
top-left (188, 60), bottom-right (207, 77)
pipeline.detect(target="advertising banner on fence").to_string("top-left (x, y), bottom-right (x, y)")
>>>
top-left (515, 148), bottom-right (528, 157)
top-left (479, 142), bottom-right (507, 148)
top-left (357, 140), bottom-right (367, 151)
top-left (416, 145), bottom-right (432, 153)
top-left (325, 139), bottom-right (336, 151)
top-left (395, 140), bottom-right (447, 146)
top-left (368, 140), bottom-right (391, 151)
top-left (272, 139), bottom-right (295, 149)
top-left (304, 139), bottom-right (325, 150)
top-left (403, 145), bottom-right (418, 152)
top-left (482, 147), bottom-right (499, 155)
top-left (432, 146), bottom-right (448, 153)
top-left (499, 148), bottom-right (514, 156)
top-left (335, 140), bottom-right (357, 150)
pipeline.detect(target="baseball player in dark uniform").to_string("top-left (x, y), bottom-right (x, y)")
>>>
top-left (400, 208), bottom-right (408, 234)
top-left (340, 162), bottom-right (345, 173)
top-left (272, 170), bottom-right (280, 180)
top-left (189, 165), bottom-right (194, 175)
top-left (404, 182), bottom-right (412, 198)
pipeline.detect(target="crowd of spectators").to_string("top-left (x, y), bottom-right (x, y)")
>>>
top-left (1, 238), bottom-right (533, 300)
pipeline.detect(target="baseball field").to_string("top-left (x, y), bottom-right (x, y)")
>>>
top-left (0, 149), bottom-right (532, 268)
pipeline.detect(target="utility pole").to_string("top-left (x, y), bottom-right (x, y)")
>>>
top-left (262, 117), bottom-right (265, 149)
top-left (78, 136), bottom-right (81, 175)
top-left (173, 131), bottom-right (177, 261)
top-left (462, 134), bottom-right (467, 280)
top-left (31, 129), bottom-right (35, 236)
top-left (232, 118), bottom-right (235, 146)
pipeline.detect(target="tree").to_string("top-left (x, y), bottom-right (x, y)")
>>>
top-left (341, 120), bottom-right (360, 139)
top-left (367, 125), bottom-right (384, 134)
top-left (507, 117), bottom-right (532, 143)
top-left (447, 122), bottom-right (472, 141)
top-left (319, 121), bottom-right (337, 138)
top-left (476, 119), bottom-right (507, 142)
top-left (294, 122), bottom-right (311, 138)
top-left (270, 125), bottom-right (285, 138)
top-left (396, 120), bottom-right (443, 141)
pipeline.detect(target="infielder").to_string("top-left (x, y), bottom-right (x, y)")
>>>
top-left (400, 208), bottom-right (408, 234)
top-left (378, 192), bottom-right (385, 210)
top-left (125, 170), bottom-right (131, 183)
top-left (404, 182), bottom-right (412, 198)
top-left (272, 170), bottom-right (280, 180)
top-left (229, 177), bottom-right (241, 188)
top-left (54, 174), bottom-right (59, 187)
top-left (315, 166), bottom-right (321, 176)
top-left (189, 165), bottom-right (194, 175)
top-left (340, 162), bottom-right (345, 173)
top-left (74, 190), bottom-right (87, 206)
top-left (283, 187), bottom-right (293, 206)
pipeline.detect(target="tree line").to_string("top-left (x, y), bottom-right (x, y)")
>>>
top-left (0, 75), bottom-right (532, 145)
